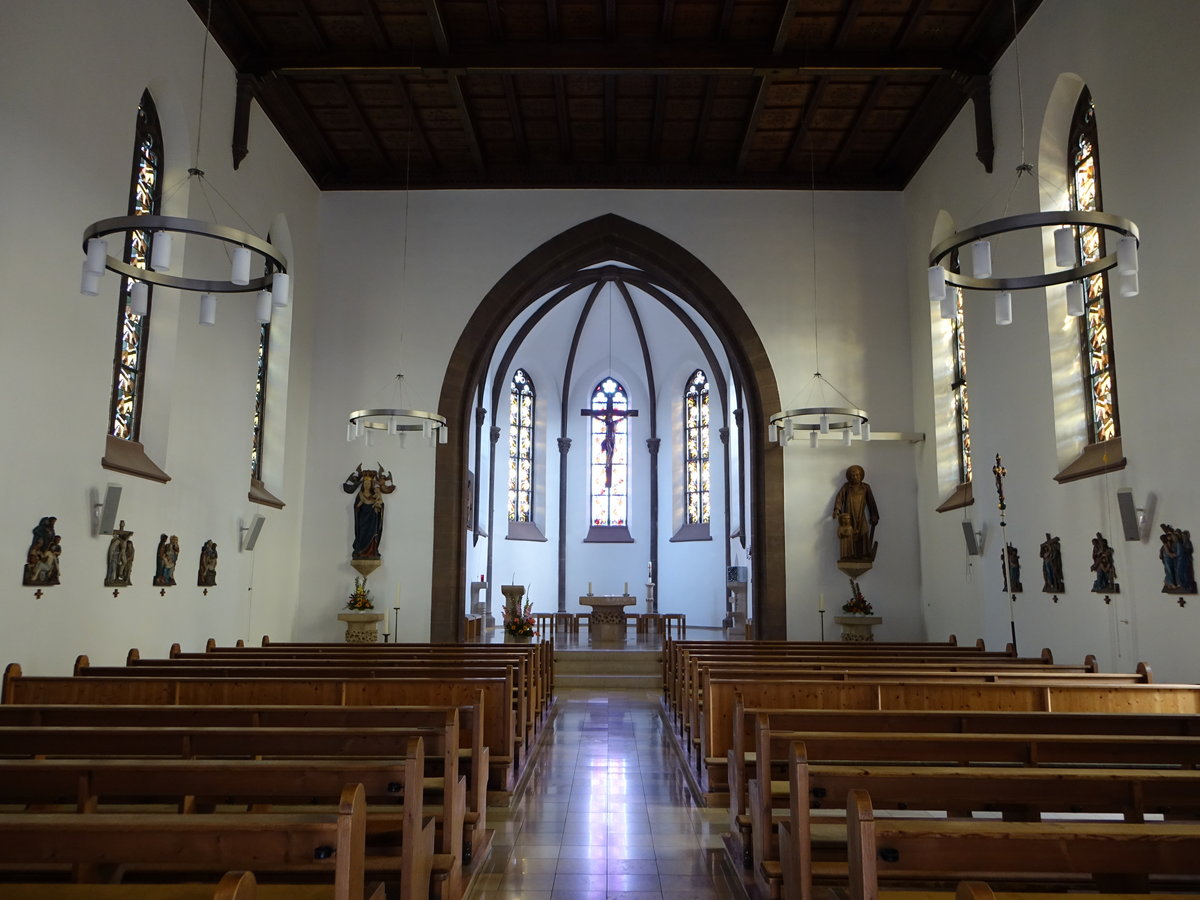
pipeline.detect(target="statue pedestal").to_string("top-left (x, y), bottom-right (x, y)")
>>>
top-left (337, 611), bottom-right (384, 643)
top-left (580, 595), bottom-right (635, 645)
top-left (833, 615), bottom-right (881, 642)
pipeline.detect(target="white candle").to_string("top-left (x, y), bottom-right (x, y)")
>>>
top-left (818, 593), bottom-right (825, 612)
top-left (588, 581), bottom-right (592, 594)
top-left (624, 581), bottom-right (628, 595)
top-left (396, 584), bottom-right (402, 607)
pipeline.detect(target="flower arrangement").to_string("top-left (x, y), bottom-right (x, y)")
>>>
top-left (841, 580), bottom-right (873, 616)
top-left (503, 599), bottom-right (538, 638)
top-left (346, 577), bottom-right (374, 610)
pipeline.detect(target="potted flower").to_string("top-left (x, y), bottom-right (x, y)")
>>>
top-left (346, 577), bottom-right (374, 610)
top-left (841, 580), bottom-right (873, 616)
top-left (503, 599), bottom-right (538, 642)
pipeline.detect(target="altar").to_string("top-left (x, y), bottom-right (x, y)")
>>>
top-left (579, 594), bottom-right (635, 645)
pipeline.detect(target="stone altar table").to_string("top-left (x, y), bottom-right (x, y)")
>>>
top-left (337, 611), bottom-right (385, 643)
top-left (579, 594), bottom-right (636, 645)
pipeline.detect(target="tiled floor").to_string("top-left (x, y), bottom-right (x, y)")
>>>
top-left (467, 687), bottom-right (744, 900)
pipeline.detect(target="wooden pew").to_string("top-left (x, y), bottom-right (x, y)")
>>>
top-left (0, 783), bottom-right (384, 900)
top-left (727, 702), bottom-right (1200, 848)
top-left (777, 742), bottom-right (1200, 900)
top-left (700, 676), bottom-right (1200, 798)
top-left (3, 664), bottom-right (520, 793)
top-left (0, 746), bottom-right (434, 900)
top-left (0, 870), bottom-right (258, 900)
top-left (745, 723), bottom-right (1200, 898)
top-left (0, 701), bottom-right (488, 860)
top-left (844, 788), bottom-right (1200, 900)
top-left (0, 725), bottom-right (454, 898)
top-left (99, 654), bottom-right (536, 772)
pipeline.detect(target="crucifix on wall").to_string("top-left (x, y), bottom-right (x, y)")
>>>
top-left (581, 394), bottom-right (638, 487)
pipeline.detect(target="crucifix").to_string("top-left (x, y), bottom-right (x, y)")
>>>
top-left (992, 452), bottom-right (1019, 653)
top-left (581, 396), bottom-right (638, 487)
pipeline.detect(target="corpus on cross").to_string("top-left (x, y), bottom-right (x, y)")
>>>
top-left (581, 382), bottom-right (638, 488)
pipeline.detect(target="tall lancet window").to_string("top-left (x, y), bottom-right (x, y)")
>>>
top-left (1068, 87), bottom-right (1120, 443)
top-left (948, 251), bottom-right (972, 485)
top-left (684, 369), bottom-right (711, 524)
top-left (508, 368), bottom-right (535, 522)
top-left (108, 90), bottom-right (163, 440)
top-left (251, 322), bottom-right (270, 480)
top-left (590, 377), bottom-right (630, 527)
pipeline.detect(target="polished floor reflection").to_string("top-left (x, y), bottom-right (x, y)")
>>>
top-left (467, 688), bottom-right (743, 900)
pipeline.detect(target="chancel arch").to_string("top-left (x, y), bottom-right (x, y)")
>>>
top-left (433, 214), bottom-right (784, 641)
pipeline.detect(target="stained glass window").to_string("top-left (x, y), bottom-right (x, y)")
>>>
top-left (251, 322), bottom-right (270, 480)
top-left (684, 369), bottom-right (711, 524)
top-left (508, 368), bottom-right (535, 522)
top-left (107, 90), bottom-right (163, 441)
top-left (1068, 87), bottom-right (1120, 443)
top-left (590, 377), bottom-right (630, 527)
top-left (948, 251), bottom-right (972, 484)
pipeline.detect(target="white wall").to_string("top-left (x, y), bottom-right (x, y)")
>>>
top-left (906, 1), bottom-right (1200, 681)
top-left (0, 1), bottom-right (319, 674)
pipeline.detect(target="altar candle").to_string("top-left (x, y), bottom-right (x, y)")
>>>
top-left (624, 581), bottom-right (628, 595)
top-left (588, 581), bottom-right (592, 594)
top-left (818, 593), bottom-right (825, 612)
top-left (396, 584), bottom-right (402, 607)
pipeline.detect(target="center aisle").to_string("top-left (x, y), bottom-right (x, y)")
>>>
top-left (467, 688), bottom-right (743, 900)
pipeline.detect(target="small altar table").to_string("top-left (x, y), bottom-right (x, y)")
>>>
top-left (579, 595), bottom-right (636, 645)
top-left (337, 611), bottom-right (384, 643)
top-left (833, 614), bottom-right (882, 642)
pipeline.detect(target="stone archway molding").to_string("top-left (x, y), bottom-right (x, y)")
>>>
top-left (430, 213), bottom-right (785, 641)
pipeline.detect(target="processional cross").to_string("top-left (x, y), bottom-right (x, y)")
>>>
top-left (580, 396), bottom-right (638, 487)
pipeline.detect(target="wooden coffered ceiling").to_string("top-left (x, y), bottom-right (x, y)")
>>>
top-left (190, 0), bottom-right (1042, 191)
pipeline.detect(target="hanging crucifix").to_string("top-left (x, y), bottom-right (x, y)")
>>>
top-left (581, 391), bottom-right (638, 488)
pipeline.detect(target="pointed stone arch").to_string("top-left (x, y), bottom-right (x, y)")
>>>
top-left (431, 214), bottom-right (785, 640)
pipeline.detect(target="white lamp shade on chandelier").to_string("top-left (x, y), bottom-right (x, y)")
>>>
top-left (129, 281), bottom-right (149, 317)
top-left (199, 292), bottom-right (217, 327)
top-left (929, 211), bottom-right (1140, 324)
top-left (255, 290), bottom-right (272, 325)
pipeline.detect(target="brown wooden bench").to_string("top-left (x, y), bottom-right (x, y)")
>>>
top-left (3, 664), bottom-right (520, 794)
top-left (113, 652), bottom-right (540, 770)
top-left (0, 870), bottom-right (260, 900)
top-left (701, 676), bottom-right (1200, 798)
top-left (726, 701), bottom-right (1200, 849)
top-left (0, 725), bottom-right (453, 897)
top-left (844, 788), bottom-right (1200, 900)
top-left (0, 742), bottom-right (433, 900)
top-left (777, 742), bottom-right (1200, 900)
top-left (0, 783), bottom-right (383, 900)
top-left (745, 723), bottom-right (1200, 898)
top-left (0, 700), bottom-right (488, 862)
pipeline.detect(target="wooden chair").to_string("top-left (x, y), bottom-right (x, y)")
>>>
top-left (661, 613), bottom-right (686, 638)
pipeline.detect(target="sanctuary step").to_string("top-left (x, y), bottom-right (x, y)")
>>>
top-left (554, 648), bottom-right (662, 690)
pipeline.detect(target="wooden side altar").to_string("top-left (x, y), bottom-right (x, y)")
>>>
top-left (579, 594), bottom-right (635, 645)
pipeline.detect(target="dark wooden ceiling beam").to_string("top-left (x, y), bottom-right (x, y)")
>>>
top-left (660, 0), bottom-right (676, 39)
top-left (605, 0), bottom-right (616, 42)
top-left (504, 75), bottom-right (529, 162)
top-left (735, 76), bottom-right (773, 173)
top-left (293, 0), bottom-right (330, 51)
top-left (422, 0), bottom-right (450, 53)
top-left (357, 0), bottom-right (392, 48)
top-left (267, 46), bottom-right (981, 75)
top-left (832, 0), bottom-right (864, 48)
top-left (545, 0), bottom-right (559, 40)
top-left (772, 0), bottom-right (802, 53)
top-left (258, 70), bottom-right (344, 178)
top-left (893, 0), bottom-right (932, 50)
top-left (716, 0), bottom-right (737, 40)
top-left (554, 75), bottom-right (572, 162)
top-left (335, 75), bottom-right (391, 166)
top-left (828, 74), bottom-right (888, 171)
top-left (486, 0), bottom-right (505, 39)
top-left (447, 75), bottom-right (486, 174)
top-left (389, 74), bottom-right (438, 171)
top-left (690, 76), bottom-right (717, 166)
top-left (650, 75), bottom-right (668, 163)
top-left (782, 74), bottom-right (827, 172)
top-left (604, 76), bottom-right (616, 165)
